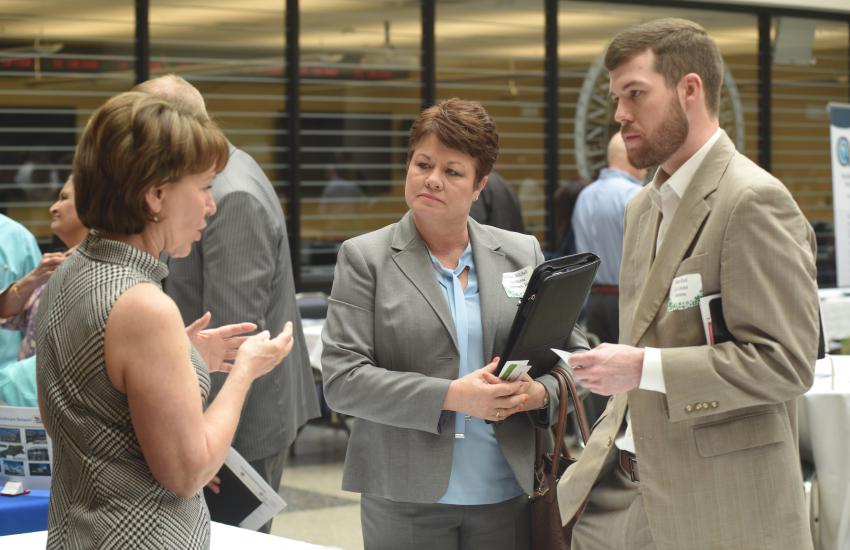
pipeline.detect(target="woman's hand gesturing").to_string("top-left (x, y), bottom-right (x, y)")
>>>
top-left (186, 312), bottom-right (256, 373)
top-left (234, 321), bottom-right (294, 380)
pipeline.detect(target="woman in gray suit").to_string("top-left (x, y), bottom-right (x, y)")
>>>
top-left (322, 98), bottom-right (589, 550)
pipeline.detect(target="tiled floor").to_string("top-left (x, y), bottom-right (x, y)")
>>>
top-left (270, 424), bottom-right (363, 550)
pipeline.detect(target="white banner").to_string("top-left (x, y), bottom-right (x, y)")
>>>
top-left (829, 103), bottom-right (850, 288)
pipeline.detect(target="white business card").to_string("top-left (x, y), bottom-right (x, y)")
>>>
top-left (500, 359), bottom-right (530, 381)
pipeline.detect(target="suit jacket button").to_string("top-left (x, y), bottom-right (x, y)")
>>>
top-left (701, 402), bottom-right (710, 409)
top-left (607, 436), bottom-right (613, 447)
top-left (710, 401), bottom-right (719, 408)
top-left (685, 404), bottom-right (694, 413)
top-left (695, 403), bottom-right (703, 411)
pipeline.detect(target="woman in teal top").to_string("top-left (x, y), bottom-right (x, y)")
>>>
top-left (0, 214), bottom-right (41, 375)
top-left (0, 178), bottom-right (88, 406)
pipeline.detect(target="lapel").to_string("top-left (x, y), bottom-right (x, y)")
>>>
top-left (468, 219), bottom-right (506, 360)
top-left (634, 207), bottom-right (660, 286)
top-left (628, 133), bottom-right (735, 346)
top-left (391, 212), bottom-right (459, 353)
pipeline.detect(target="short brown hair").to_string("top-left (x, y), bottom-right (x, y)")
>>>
top-left (604, 18), bottom-right (724, 116)
top-left (407, 98), bottom-right (499, 186)
top-left (73, 91), bottom-right (228, 234)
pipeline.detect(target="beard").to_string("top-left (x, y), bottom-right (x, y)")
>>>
top-left (623, 97), bottom-right (689, 169)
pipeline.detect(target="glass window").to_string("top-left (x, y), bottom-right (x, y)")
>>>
top-left (0, 0), bottom-right (135, 244)
top-left (770, 18), bottom-right (849, 287)
top-left (299, 0), bottom-right (421, 286)
top-left (150, 0), bottom-right (288, 239)
top-left (436, 0), bottom-right (546, 243)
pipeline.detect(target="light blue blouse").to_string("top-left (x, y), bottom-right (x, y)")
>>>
top-left (429, 243), bottom-right (523, 505)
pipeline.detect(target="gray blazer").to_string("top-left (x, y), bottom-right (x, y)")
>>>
top-left (322, 212), bottom-right (588, 503)
top-left (165, 144), bottom-right (320, 462)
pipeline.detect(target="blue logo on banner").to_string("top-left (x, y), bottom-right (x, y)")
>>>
top-left (839, 137), bottom-right (850, 167)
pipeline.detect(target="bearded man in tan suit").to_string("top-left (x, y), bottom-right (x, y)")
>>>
top-left (558, 18), bottom-right (818, 550)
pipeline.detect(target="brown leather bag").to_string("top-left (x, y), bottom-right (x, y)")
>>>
top-left (530, 366), bottom-right (590, 550)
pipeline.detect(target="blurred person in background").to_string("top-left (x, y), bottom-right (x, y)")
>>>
top-left (0, 213), bottom-right (41, 374)
top-left (547, 178), bottom-right (586, 259)
top-left (572, 132), bottom-right (647, 346)
top-left (0, 178), bottom-right (89, 406)
top-left (134, 75), bottom-right (320, 533)
top-left (570, 133), bottom-right (646, 425)
top-left (468, 170), bottom-right (525, 233)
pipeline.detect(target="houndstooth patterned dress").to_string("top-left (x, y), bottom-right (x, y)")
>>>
top-left (36, 234), bottom-right (211, 549)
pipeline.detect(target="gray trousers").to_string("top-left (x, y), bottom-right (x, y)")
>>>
top-left (248, 451), bottom-right (288, 533)
top-left (361, 494), bottom-right (530, 550)
top-left (570, 446), bottom-right (656, 550)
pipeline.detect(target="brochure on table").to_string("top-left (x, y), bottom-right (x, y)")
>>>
top-left (203, 446), bottom-right (287, 531)
top-left (0, 407), bottom-right (52, 491)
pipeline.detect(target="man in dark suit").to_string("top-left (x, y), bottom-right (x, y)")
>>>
top-left (135, 75), bottom-right (320, 533)
top-left (469, 170), bottom-right (525, 233)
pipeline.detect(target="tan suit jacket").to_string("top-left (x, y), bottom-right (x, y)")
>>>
top-left (557, 133), bottom-right (819, 550)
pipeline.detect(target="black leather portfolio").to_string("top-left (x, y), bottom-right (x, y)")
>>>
top-left (495, 253), bottom-right (600, 379)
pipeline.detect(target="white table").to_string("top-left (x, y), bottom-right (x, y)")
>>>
top-left (0, 522), bottom-right (340, 550)
top-left (799, 355), bottom-right (850, 550)
top-left (301, 319), bottom-right (324, 372)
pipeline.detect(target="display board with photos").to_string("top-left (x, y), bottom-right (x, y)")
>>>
top-left (0, 407), bottom-right (52, 491)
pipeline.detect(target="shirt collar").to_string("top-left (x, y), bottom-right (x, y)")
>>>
top-left (428, 242), bottom-right (474, 279)
top-left (78, 232), bottom-right (169, 283)
top-left (649, 128), bottom-right (722, 212)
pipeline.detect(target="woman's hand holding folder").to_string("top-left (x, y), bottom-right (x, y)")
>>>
top-left (442, 358), bottom-right (530, 421)
top-left (442, 358), bottom-right (550, 421)
top-left (512, 373), bottom-right (549, 411)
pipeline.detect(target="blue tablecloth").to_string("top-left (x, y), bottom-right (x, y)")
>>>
top-left (0, 490), bottom-right (49, 535)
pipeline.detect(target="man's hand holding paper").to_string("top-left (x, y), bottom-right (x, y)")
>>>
top-left (568, 343), bottom-right (645, 396)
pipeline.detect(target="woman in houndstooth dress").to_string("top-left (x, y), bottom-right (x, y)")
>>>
top-left (36, 91), bottom-right (294, 549)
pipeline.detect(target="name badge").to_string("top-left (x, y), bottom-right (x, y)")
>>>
top-left (502, 266), bottom-right (532, 298)
top-left (668, 273), bottom-right (703, 312)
